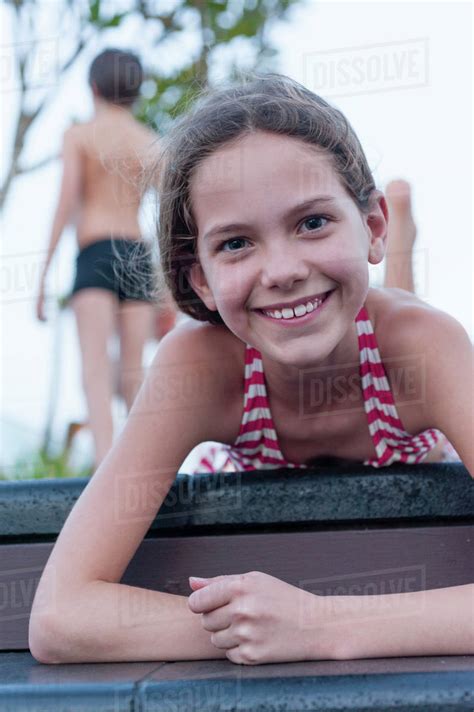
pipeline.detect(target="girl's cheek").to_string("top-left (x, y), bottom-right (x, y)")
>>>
top-left (214, 261), bottom-right (255, 299)
top-left (325, 234), bottom-right (368, 281)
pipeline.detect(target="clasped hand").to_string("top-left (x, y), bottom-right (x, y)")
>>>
top-left (188, 571), bottom-right (334, 665)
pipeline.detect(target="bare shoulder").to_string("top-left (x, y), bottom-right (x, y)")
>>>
top-left (68, 115), bottom-right (156, 156)
top-left (28, 319), bottom-right (245, 631)
top-left (62, 122), bottom-right (84, 147)
top-left (66, 119), bottom-right (95, 137)
top-left (367, 287), bottom-right (469, 356)
top-left (63, 123), bottom-right (79, 138)
top-left (153, 319), bottom-right (245, 444)
top-left (137, 120), bottom-right (158, 145)
top-left (162, 317), bottom-right (244, 366)
top-left (63, 121), bottom-right (95, 154)
top-left (119, 112), bottom-right (157, 148)
top-left (366, 287), bottom-right (472, 433)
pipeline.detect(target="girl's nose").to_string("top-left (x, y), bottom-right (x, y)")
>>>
top-left (259, 242), bottom-right (310, 290)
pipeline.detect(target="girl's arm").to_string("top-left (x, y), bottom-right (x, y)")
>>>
top-left (28, 324), bottom-right (233, 664)
top-left (186, 307), bottom-right (474, 665)
top-left (380, 300), bottom-right (473, 475)
top-left (316, 582), bottom-right (474, 660)
top-left (40, 127), bottom-right (82, 282)
top-left (319, 306), bottom-right (474, 660)
top-left (185, 574), bottom-right (473, 665)
top-left (31, 581), bottom-right (227, 664)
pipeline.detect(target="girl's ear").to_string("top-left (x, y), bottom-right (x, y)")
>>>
top-left (365, 190), bottom-right (388, 265)
top-left (188, 261), bottom-right (218, 312)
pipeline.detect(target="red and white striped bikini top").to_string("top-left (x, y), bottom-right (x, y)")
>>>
top-left (196, 305), bottom-right (445, 473)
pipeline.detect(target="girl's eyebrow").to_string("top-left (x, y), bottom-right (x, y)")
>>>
top-left (203, 195), bottom-right (337, 240)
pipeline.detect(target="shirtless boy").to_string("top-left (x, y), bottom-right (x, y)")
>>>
top-left (36, 49), bottom-right (159, 469)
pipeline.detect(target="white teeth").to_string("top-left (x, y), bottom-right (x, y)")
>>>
top-left (294, 304), bottom-right (307, 317)
top-left (262, 294), bottom-right (326, 320)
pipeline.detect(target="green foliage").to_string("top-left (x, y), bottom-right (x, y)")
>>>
top-left (88, 0), bottom-right (126, 28)
top-left (0, 448), bottom-right (92, 481)
top-left (3, 0), bottom-right (304, 471)
top-left (86, 0), bottom-right (303, 130)
top-left (134, 63), bottom-right (206, 133)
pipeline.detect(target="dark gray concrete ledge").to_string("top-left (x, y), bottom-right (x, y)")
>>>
top-left (1, 463), bottom-right (472, 538)
top-left (1, 652), bottom-right (473, 711)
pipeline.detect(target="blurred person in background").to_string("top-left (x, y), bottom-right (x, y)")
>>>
top-left (35, 48), bottom-right (175, 471)
top-left (379, 179), bottom-right (458, 461)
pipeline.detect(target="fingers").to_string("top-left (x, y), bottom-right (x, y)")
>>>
top-left (201, 602), bottom-right (234, 632)
top-left (189, 577), bottom-right (209, 591)
top-left (226, 646), bottom-right (258, 665)
top-left (210, 626), bottom-right (240, 650)
top-left (188, 574), bottom-right (243, 614)
top-left (37, 307), bottom-right (46, 322)
top-left (36, 294), bottom-right (47, 321)
top-left (226, 646), bottom-right (244, 664)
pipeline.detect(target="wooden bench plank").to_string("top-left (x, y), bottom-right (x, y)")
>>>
top-left (2, 525), bottom-right (472, 650)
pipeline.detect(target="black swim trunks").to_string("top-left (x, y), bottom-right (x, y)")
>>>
top-left (71, 238), bottom-right (156, 303)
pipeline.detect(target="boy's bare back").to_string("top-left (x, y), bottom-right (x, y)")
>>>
top-left (69, 104), bottom-right (157, 248)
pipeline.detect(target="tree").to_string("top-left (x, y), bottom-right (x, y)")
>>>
top-left (1, 0), bottom-right (302, 210)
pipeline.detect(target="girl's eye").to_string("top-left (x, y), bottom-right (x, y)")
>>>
top-left (300, 215), bottom-right (329, 232)
top-left (217, 237), bottom-right (248, 252)
top-left (216, 215), bottom-right (330, 252)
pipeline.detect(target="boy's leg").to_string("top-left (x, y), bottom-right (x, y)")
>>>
top-left (383, 179), bottom-right (417, 294)
top-left (117, 299), bottom-right (155, 412)
top-left (70, 288), bottom-right (118, 469)
top-left (383, 183), bottom-right (460, 463)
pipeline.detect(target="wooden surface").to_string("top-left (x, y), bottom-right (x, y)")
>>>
top-left (2, 524), bottom-right (472, 651)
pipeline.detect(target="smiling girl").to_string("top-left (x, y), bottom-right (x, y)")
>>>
top-left (29, 74), bottom-right (473, 665)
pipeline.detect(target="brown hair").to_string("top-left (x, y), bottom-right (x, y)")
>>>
top-left (89, 48), bottom-right (143, 107)
top-left (152, 72), bottom-right (376, 326)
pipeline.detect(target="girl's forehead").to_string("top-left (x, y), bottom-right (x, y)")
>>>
top-left (190, 132), bottom-right (344, 218)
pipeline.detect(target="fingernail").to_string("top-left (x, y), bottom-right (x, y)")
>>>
top-left (189, 576), bottom-right (208, 583)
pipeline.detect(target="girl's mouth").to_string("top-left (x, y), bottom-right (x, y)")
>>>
top-left (254, 289), bottom-right (335, 327)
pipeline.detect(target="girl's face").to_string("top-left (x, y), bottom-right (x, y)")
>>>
top-left (189, 130), bottom-right (387, 368)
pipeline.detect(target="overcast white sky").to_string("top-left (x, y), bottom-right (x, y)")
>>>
top-left (1, 1), bottom-right (472, 471)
